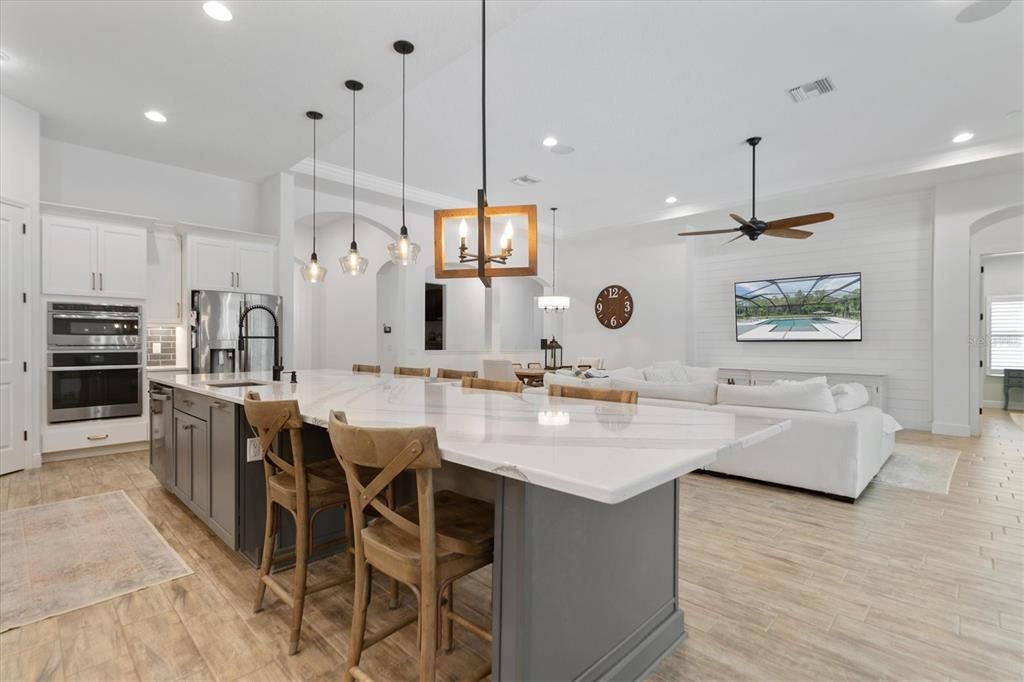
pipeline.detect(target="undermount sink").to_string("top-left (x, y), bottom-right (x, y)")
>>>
top-left (204, 380), bottom-right (267, 389)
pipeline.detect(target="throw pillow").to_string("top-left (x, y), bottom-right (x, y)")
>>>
top-left (684, 365), bottom-right (719, 382)
top-left (643, 366), bottom-right (677, 383)
top-left (831, 383), bottom-right (870, 411)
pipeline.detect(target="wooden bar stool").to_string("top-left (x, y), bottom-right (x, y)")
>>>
top-left (548, 383), bottom-right (638, 403)
top-left (461, 377), bottom-right (523, 393)
top-left (527, 361), bottom-right (542, 369)
top-left (436, 368), bottom-right (478, 380)
top-left (394, 366), bottom-right (431, 377)
top-left (353, 364), bottom-right (382, 374)
top-left (244, 393), bottom-right (353, 655)
top-left (327, 412), bottom-right (494, 682)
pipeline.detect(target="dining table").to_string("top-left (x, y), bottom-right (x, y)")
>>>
top-left (150, 369), bottom-right (791, 681)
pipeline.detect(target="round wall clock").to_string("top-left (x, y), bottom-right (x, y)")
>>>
top-left (594, 284), bottom-right (634, 329)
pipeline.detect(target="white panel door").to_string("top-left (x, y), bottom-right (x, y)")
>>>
top-left (1, 203), bottom-right (29, 475)
top-left (236, 243), bottom-right (277, 294)
top-left (147, 232), bottom-right (182, 323)
top-left (190, 238), bottom-right (236, 291)
top-left (97, 225), bottom-right (147, 298)
top-left (42, 217), bottom-right (97, 296)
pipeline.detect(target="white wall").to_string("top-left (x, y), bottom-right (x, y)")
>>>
top-left (40, 138), bottom-right (263, 231)
top-left (982, 252), bottom-right (1024, 404)
top-left (559, 227), bottom-right (690, 370)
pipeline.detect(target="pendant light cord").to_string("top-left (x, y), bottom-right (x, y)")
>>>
top-left (481, 0), bottom-right (487, 195)
top-left (751, 142), bottom-right (756, 219)
top-left (551, 208), bottom-right (557, 295)
top-left (351, 87), bottom-right (357, 244)
top-left (312, 116), bottom-right (317, 254)
top-left (401, 51), bottom-right (407, 229)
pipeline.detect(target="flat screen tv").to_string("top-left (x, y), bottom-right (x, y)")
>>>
top-left (735, 272), bottom-right (862, 342)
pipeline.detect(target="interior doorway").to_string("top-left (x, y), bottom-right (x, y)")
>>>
top-left (0, 201), bottom-right (30, 475)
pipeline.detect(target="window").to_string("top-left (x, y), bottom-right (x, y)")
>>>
top-left (988, 295), bottom-right (1024, 375)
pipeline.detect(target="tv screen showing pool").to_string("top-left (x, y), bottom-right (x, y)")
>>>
top-left (735, 272), bottom-right (862, 342)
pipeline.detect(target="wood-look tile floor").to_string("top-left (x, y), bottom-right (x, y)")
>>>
top-left (1, 413), bottom-right (1021, 681)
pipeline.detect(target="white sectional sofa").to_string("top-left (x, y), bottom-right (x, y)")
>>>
top-left (534, 362), bottom-right (900, 500)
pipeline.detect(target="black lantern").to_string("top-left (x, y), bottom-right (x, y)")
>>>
top-left (543, 336), bottom-right (563, 370)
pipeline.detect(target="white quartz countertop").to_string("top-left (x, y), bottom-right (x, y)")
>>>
top-left (150, 370), bottom-right (790, 504)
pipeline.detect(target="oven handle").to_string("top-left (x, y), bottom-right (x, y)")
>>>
top-left (47, 365), bottom-right (143, 372)
top-left (50, 312), bottom-right (141, 320)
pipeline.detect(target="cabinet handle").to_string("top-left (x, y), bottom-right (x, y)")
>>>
top-left (176, 302), bottom-right (181, 319)
top-left (182, 399), bottom-right (194, 406)
top-left (99, 272), bottom-right (103, 291)
top-left (236, 272), bottom-right (240, 288)
top-left (86, 434), bottom-right (109, 441)
top-left (91, 272), bottom-right (96, 290)
top-left (212, 401), bottom-right (226, 408)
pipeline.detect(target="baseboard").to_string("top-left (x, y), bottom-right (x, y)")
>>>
top-left (931, 422), bottom-right (971, 437)
top-left (982, 400), bottom-right (1020, 409)
top-left (42, 441), bottom-right (148, 463)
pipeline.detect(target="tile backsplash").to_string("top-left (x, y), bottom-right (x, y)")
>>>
top-left (146, 326), bottom-right (178, 366)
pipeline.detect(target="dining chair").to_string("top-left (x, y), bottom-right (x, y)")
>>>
top-left (527, 362), bottom-right (542, 369)
top-left (436, 368), bottom-right (479, 380)
top-left (327, 413), bottom-right (494, 682)
top-left (244, 393), bottom-right (352, 655)
top-left (352, 364), bottom-right (382, 374)
top-left (394, 366), bottom-right (431, 377)
top-left (547, 384), bottom-right (638, 404)
top-left (462, 377), bottom-right (524, 393)
top-left (481, 359), bottom-right (518, 382)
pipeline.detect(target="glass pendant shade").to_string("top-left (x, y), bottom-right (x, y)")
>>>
top-left (341, 242), bottom-right (368, 276)
top-left (387, 227), bottom-right (420, 266)
top-left (538, 295), bottom-right (571, 312)
top-left (301, 253), bottom-right (327, 283)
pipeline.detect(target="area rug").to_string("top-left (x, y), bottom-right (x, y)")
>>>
top-left (874, 444), bottom-right (961, 494)
top-left (0, 490), bottom-right (192, 632)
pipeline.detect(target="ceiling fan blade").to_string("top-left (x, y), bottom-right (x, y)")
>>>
top-left (764, 228), bottom-right (814, 239)
top-left (765, 212), bottom-right (834, 230)
top-left (724, 233), bottom-right (747, 244)
top-left (677, 228), bottom-right (741, 236)
top-left (729, 213), bottom-right (755, 228)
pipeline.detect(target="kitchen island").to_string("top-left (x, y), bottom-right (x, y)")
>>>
top-left (149, 369), bottom-right (789, 681)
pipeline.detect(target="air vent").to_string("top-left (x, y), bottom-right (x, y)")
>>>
top-left (510, 175), bottom-right (542, 186)
top-left (786, 76), bottom-right (835, 103)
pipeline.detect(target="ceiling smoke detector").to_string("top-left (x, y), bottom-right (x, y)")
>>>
top-left (786, 76), bottom-right (835, 103)
top-left (510, 175), bottom-right (542, 186)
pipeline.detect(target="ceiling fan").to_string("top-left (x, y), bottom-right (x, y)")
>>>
top-left (678, 137), bottom-right (834, 243)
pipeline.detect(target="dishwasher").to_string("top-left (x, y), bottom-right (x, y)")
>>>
top-left (149, 384), bottom-right (174, 486)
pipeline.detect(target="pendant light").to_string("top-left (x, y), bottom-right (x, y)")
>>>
top-left (341, 79), bottom-right (368, 276)
top-left (387, 40), bottom-right (421, 266)
top-left (301, 111), bottom-right (327, 282)
top-left (538, 207), bottom-right (570, 311)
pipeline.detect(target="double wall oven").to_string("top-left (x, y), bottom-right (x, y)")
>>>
top-left (47, 303), bottom-right (143, 424)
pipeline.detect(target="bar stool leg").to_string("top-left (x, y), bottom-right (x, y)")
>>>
top-left (254, 500), bottom-right (278, 613)
top-left (441, 582), bottom-right (454, 653)
top-left (289, 506), bottom-right (310, 655)
top-left (345, 557), bottom-right (371, 682)
top-left (386, 484), bottom-right (400, 609)
top-left (419, 585), bottom-right (439, 682)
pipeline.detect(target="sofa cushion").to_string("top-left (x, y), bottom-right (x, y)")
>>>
top-left (832, 382), bottom-right (870, 411)
top-left (642, 366), bottom-right (677, 383)
top-left (772, 376), bottom-right (828, 386)
top-left (717, 381), bottom-right (837, 413)
top-left (543, 373), bottom-right (612, 389)
top-left (604, 366), bottom-right (644, 381)
top-left (684, 365), bottom-right (719, 382)
top-left (610, 378), bottom-right (718, 404)
top-left (651, 360), bottom-right (687, 382)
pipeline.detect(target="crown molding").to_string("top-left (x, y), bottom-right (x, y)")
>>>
top-left (290, 158), bottom-right (470, 210)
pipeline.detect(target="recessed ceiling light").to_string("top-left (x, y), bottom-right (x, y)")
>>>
top-left (144, 110), bottom-right (167, 123)
top-left (952, 131), bottom-right (974, 144)
top-left (203, 1), bottom-right (233, 21)
top-left (665, 196), bottom-right (678, 204)
top-left (542, 136), bottom-right (558, 147)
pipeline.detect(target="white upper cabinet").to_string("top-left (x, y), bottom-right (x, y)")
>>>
top-left (42, 217), bottom-right (147, 299)
top-left (188, 237), bottom-right (276, 294)
top-left (147, 232), bottom-right (182, 324)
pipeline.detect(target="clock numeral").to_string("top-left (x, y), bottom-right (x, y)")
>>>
top-left (606, 286), bottom-right (620, 298)
top-left (624, 300), bottom-right (631, 313)
top-left (596, 302), bottom-right (603, 313)
top-left (610, 316), bottom-right (618, 327)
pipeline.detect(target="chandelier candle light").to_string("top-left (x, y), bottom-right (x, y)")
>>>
top-left (538, 207), bottom-right (570, 311)
top-left (341, 79), bottom-right (368, 276)
top-left (301, 111), bottom-right (327, 282)
top-left (387, 40), bottom-right (421, 266)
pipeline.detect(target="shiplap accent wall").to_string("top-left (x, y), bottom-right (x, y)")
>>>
top-left (689, 191), bottom-right (934, 429)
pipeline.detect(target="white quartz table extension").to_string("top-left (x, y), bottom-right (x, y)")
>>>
top-left (152, 369), bottom-right (789, 504)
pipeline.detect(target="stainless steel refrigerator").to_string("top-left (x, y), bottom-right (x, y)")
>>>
top-left (190, 290), bottom-right (283, 374)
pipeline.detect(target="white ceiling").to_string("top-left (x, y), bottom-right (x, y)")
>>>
top-left (2, 1), bottom-right (1022, 233)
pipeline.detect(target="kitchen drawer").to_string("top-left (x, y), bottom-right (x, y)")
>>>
top-left (174, 391), bottom-right (213, 421)
top-left (42, 417), bottom-right (148, 454)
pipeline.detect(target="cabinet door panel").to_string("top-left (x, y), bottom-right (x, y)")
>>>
top-left (191, 418), bottom-right (211, 516)
top-left (236, 244), bottom-right (276, 294)
top-left (209, 400), bottom-right (236, 545)
top-left (97, 225), bottom-right (147, 298)
top-left (191, 238), bottom-right (236, 291)
top-left (147, 233), bottom-right (182, 323)
top-left (173, 411), bottom-right (193, 503)
top-left (42, 218), bottom-right (96, 296)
